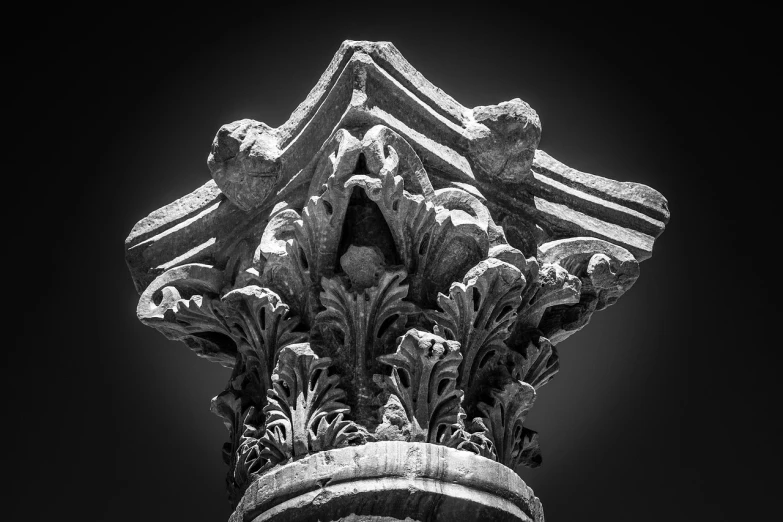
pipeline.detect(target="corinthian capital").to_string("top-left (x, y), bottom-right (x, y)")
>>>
top-left (126, 40), bottom-right (669, 521)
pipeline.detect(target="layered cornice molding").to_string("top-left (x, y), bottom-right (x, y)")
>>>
top-left (126, 41), bottom-right (667, 294)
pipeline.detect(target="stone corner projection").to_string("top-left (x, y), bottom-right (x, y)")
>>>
top-left (125, 40), bottom-right (669, 522)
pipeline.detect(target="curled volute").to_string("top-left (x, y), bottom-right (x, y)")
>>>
top-left (536, 237), bottom-right (640, 344)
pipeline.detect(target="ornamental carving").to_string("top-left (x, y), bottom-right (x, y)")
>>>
top-left (126, 40), bottom-right (669, 520)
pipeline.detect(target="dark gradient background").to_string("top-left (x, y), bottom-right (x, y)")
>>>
top-left (7, 6), bottom-right (769, 521)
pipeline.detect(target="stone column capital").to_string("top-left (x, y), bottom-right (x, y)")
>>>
top-left (126, 39), bottom-right (669, 520)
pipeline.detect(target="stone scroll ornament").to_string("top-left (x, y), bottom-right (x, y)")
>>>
top-left (127, 41), bottom-right (668, 521)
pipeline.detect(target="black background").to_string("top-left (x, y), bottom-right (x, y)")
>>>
top-left (7, 5), bottom-right (772, 521)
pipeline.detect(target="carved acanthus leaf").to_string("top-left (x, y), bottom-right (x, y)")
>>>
top-left (232, 407), bottom-right (264, 505)
top-left (221, 286), bottom-right (308, 394)
top-left (164, 293), bottom-right (235, 358)
top-left (254, 344), bottom-right (366, 470)
top-left (518, 334), bottom-right (559, 390)
top-left (377, 329), bottom-right (463, 444)
top-left (477, 380), bottom-right (542, 469)
top-left (304, 126), bottom-right (493, 308)
top-left (256, 208), bottom-right (312, 325)
top-left (317, 269), bottom-right (416, 404)
top-left (515, 263), bottom-right (581, 333)
top-left (146, 282), bottom-right (313, 504)
top-left (286, 124), bottom-right (493, 311)
top-left (441, 414), bottom-right (497, 460)
top-left (428, 258), bottom-right (525, 393)
top-left (209, 359), bottom-right (265, 507)
top-left (293, 130), bottom-right (361, 286)
top-left (354, 156), bottom-right (490, 307)
top-left (136, 264), bottom-right (236, 365)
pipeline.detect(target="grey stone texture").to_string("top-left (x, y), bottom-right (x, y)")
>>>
top-left (230, 442), bottom-right (543, 522)
top-left (126, 40), bottom-right (669, 521)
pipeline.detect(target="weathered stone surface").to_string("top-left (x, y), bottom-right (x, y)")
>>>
top-left (339, 245), bottom-right (386, 291)
top-left (471, 98), bottom-right (541, 184)
top-left (209, 119), bottom-right (282, 212)
top-left (124, 41), bottom-right (668, 294)
top-left (230, 442), bottom-right (543, 522)
top-left (377, 329), bottom-right (463, 443)
top-left (125, 39), bottom-right (670, 521)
